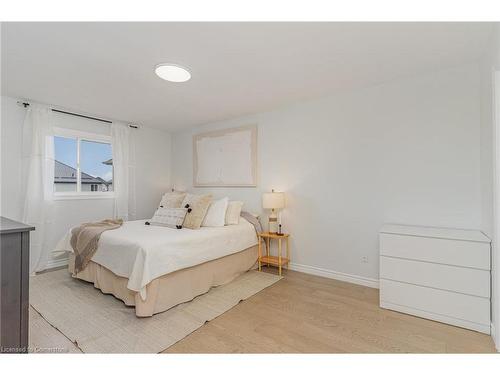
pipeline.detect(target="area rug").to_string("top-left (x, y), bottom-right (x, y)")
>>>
top-left (30, 269), bottom-right (281, 353)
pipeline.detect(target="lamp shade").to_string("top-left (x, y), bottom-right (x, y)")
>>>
top-left (262, 191), bottom-right (285, 209)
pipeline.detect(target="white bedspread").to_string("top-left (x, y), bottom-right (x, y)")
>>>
top-left (54, 218), bottom-right (258, 300)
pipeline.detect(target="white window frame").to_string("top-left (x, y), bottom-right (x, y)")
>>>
top-left (52, 127), bottom-right (114, 200)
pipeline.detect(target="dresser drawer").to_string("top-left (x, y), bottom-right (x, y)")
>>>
top-left (380, 233), bottom-right (490, 270)
top-left (380, 256), bottom-right (490, 297)
top-left (380, 279), bottom-right (490, 327)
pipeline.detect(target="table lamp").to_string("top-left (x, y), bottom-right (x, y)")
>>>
top-left (262, 189), bottom-right (285, 234)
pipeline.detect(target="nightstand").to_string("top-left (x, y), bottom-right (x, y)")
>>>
top-left (257, 232), bottom-right (290, 276)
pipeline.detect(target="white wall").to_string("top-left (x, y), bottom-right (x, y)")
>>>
top-left (480, 35), bottom-right (496, 348)
top-left (0, 95), bottom-right (172, 265)
top-left (486, 24), bottom-right (500, 351)
top-left (480, 63), bottom-right (495, 240)
top-left (1, 96), bottom-right (26, 220)
top-left (172, 64), bottom-right (482, 285)
top-left (495, 70), bottom-right (500, 351)
top-left (477, 24), bottom-right (500, 350)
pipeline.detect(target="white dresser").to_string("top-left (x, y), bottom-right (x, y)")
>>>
top-left (379, 224), bottom-right (491, 334)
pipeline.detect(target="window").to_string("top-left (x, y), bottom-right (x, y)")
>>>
top-left (53, 129), bottom-right (113, 196)
top-left (54, 136), bottom-right (78, 192)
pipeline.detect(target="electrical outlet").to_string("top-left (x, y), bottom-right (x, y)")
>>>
top-left (361, 256), bottom-right (368, 263)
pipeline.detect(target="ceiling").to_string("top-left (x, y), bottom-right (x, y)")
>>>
top-left (1, 22), bottom-right (494, 131)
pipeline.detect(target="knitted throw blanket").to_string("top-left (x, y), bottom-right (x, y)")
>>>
top-left (240, 211), bottom-right (268, 253)
top-left (70, 218), bottom-right (123, 274)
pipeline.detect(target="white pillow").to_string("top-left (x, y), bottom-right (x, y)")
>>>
top-left (225, 201), bottom-right (244, 225)
top-left (202, 197), bottom-right (229, 227)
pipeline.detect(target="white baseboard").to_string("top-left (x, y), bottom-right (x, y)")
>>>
top-left (46, 256), bottom-right (69, 270)
top-left (288, 262), bottom-right (379, 289)
top-left (492, 323), bottom-right (500, 352)
top-left (381, 300), bottom-right (490, 334)
top-left (44, 257), bottom-right (378, 289)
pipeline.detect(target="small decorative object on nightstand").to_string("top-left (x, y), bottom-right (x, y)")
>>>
top-left (257, 232), bottom-right (290, 276)
top-left (262, 190), bottom-right (285, 233)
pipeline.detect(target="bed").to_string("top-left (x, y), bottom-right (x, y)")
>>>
top-left (54, 218), bottom-right (259, 317)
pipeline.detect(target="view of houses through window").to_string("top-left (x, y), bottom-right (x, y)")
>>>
top-left (54, 135), bottom-right (113, 193)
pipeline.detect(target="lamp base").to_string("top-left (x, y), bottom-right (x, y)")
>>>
top-left (268, 211), bottom-right (278, 234)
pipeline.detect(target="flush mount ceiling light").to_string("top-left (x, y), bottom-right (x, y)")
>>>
top-left (155, 64), bottom-right (191, 82)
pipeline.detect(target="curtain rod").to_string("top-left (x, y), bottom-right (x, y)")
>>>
top-left (17, 101), bottom-right (139, 129)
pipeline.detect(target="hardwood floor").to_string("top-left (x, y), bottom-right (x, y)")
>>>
top-left (30, 268), bottom-right (496, 353)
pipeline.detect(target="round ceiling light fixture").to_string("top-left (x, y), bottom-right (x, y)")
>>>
top-left (155, 63), bottom-right (191, 83)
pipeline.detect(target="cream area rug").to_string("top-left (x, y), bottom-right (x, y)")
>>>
top-left (30, 269), bottom-right (281, 353)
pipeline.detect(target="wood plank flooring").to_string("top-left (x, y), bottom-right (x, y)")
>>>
top-left (29, 268), bottom-right (496, 353)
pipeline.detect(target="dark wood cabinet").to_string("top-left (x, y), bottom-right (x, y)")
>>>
top-left (0, 217), bottom-right (34, 353)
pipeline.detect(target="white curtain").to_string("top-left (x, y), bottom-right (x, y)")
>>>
top-left (128, 130), bottom-right (137, 220)
top-left (111, 123), bottom-right (131, 220)
top-left (22, 104), bottom-right (54, 273)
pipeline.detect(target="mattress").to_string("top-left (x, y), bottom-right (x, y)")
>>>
top-left (54, 218), bottom-right (258, 299)
top-left (68, 245), bottom-right (259, 317)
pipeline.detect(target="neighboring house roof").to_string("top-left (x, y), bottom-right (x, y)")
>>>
top-left (54, 160), bottom-right (109, 184)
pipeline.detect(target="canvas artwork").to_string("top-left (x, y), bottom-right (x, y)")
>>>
top-left (193, 125), bottom-right (257, 187)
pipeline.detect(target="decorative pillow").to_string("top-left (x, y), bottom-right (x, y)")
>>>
top-left (159, 191), bottom-right (186, 209)
top-left (202, 197), bottom-right (229, 227)
top-left (147, 207), bottom-right (188, 229)
top-left (181, 194), bottom-right (213, 229)
top-left (225, 201), bottom-right (244, 225)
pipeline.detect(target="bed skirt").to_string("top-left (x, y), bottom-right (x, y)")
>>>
top-left (68, 245), bottom-right (259, 317)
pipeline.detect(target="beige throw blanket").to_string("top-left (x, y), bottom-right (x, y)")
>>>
top-left (240, 211), bottom-right (268, 253)
top-left (70, 219), bottom-right (123, 274)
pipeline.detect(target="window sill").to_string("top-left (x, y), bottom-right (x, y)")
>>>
top-left (53, 194), bottom-right (115, 201)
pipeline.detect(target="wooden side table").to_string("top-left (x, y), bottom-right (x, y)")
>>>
top-left (257, 232), bottom-right (290, 276)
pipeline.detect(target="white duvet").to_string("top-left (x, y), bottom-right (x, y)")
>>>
top-left (54, 218), bottom-right (258, 300)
